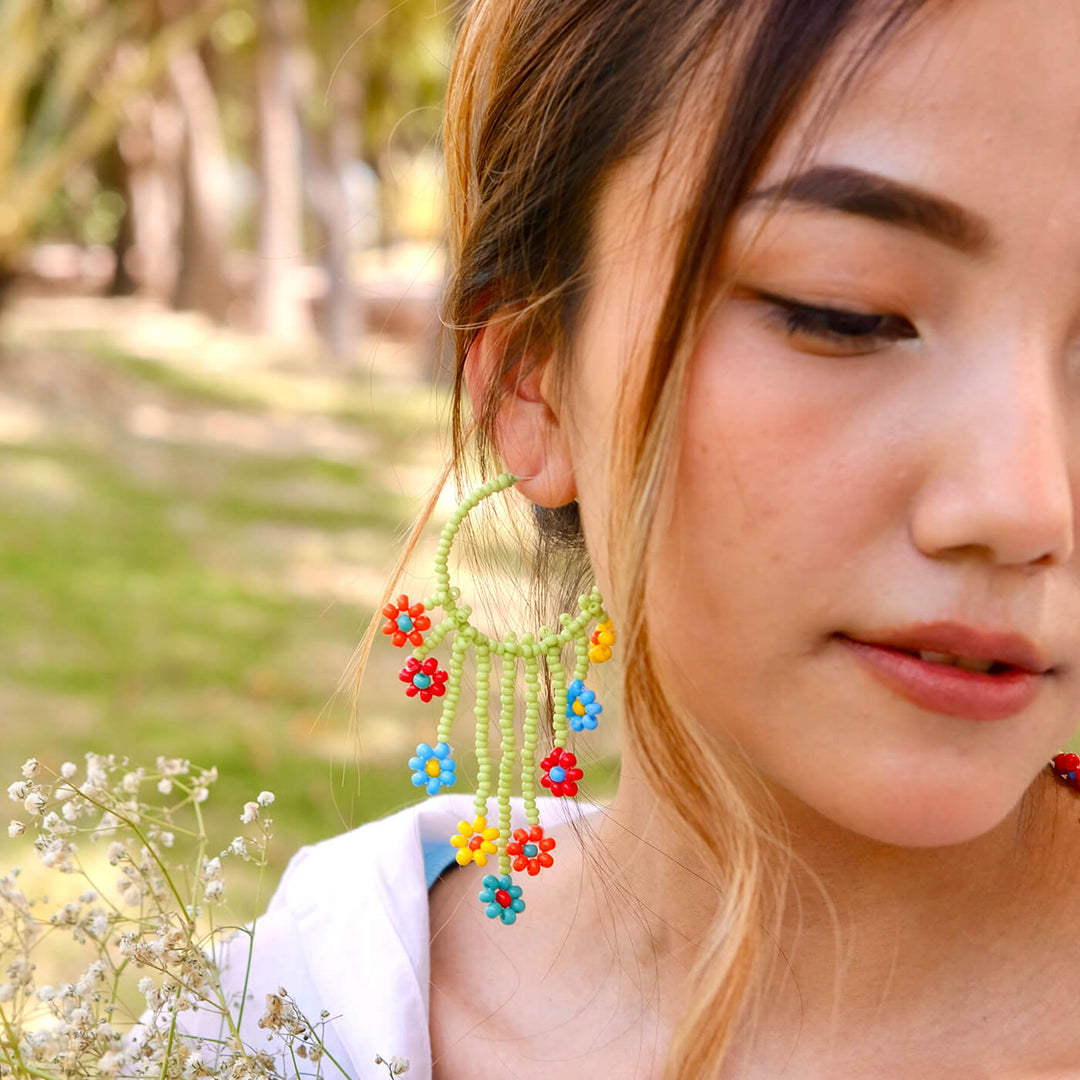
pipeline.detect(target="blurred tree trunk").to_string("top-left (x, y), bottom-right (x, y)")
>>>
top-left (118, 90), bottom-right (185, 302)
top-left (0, 0), bottom-right (228, 303)
top-left (306, 65), bottom-right (361, 361)
top-left (168, 46), bottom-right (230, 321)
top-left (253, 0), bottom-right (312, 342)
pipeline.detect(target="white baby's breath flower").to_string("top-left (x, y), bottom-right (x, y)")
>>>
top-left (20, 759), bottom-right (38, 779)
top-left (158, 831), bottom-right (174, 848)
top-left (240, 802), bottom-right (259, 824)
top-left (256, 791), bottom-right (274, 807)
top-left (60, 800), bottom-right (80, 822)
top-left (60, 762), bottom-right (77, 779)
top-left (97, 1050), bottom-right (126, 1075)
top-left (121, 770), bottom-right (144, 794)
top-left (36, 985), bottom-right (56, 1002)
top-left (137, 976), bottom-right (154, 996)
top-left (23, 792), bottom-right (46, 816)
top-left (106, 842), bottom-right (126, 866)
top-left (7, 821), bottom-right (24, 838)
top-left (227, 837), bottom-right (246, 857)
top-left (0, 985), bottom-right (13, 1004)
top-left (390, 1058), bottom-right (410, 1075)
top-left (84, 753), bottom-right (109, 791)
top-left (79, 890), bottom-right (97, 903)
top-left (192, 786), bottom-right (209, 803)
top-left (204, 880), bottom-right (225, 902)
top-left (156, 778), bottom-right (172, 795)
top-left (155, 757), bottom-right (189, 777)
top-left (7, 781), bottom-right (28, 802)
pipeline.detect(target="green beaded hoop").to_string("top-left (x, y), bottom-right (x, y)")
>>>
top-left (387, 472), bottom-right (615, 924)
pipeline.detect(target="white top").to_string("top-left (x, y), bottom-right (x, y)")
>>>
top-left (185, 793), bottom-right (595, 1080)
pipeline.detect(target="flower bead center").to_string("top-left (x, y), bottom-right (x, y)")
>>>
top-left (494, 889), bottom-right (512, 908)
top-left (549, 765), bottom-right (566, 784)
top-left (397, 613), bottom-right (414, 632)
top-left (425, 759), bottom-right (442, 778)
top-left (523, 843), bottom-right (538, 858)
top-left (468, 835), bottom-right (483, 851)
top-left (413, 672), bottom-right (432, 690)
top-left (572, 700), bottom-right (586, 716)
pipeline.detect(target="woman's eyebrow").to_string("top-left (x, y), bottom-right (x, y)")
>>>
top-left (745, 164), bottom-right (993, 256)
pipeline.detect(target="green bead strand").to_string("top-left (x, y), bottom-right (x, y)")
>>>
top-left (496, 633), bottom-right (517, 875)
top-left (474, 642), bottom-right (492, 815)
top-left (573, 630), bottom-right (589, 682)
top-left (414, 616), bottom-right (454, 662)
top-left (547, 635), bottom-right (569, 751)
top-left (521, 647), bottom-right (541, 826)
top-left (437, 633), bottom-right (469, 747)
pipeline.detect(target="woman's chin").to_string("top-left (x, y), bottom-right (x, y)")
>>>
top-left (820, 786), bottom-right (1032, 851)
top-left (782, 772), bottom-right (1037, 850)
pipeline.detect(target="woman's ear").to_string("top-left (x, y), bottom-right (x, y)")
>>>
top-left (464, 325), bottom-right (577, 508)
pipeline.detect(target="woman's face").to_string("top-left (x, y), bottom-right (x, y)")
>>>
top-left (565, 0), bottom-right (1080, 846)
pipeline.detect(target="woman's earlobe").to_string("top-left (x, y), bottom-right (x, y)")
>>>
top-left (464, 330), bottom-right (577, 508)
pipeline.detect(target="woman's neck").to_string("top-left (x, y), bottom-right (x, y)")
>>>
top-left (596, 750), bottom-right (1080, 1073)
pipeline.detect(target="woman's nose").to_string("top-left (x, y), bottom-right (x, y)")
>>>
top-left (908, 351), bottom-right (1076, 569)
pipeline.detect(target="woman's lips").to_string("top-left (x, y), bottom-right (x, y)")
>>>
top-left (837, 636), bottom-right (1044, 721)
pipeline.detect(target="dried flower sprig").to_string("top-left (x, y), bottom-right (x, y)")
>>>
top-left (0, 754), bottom-right (407, 1080)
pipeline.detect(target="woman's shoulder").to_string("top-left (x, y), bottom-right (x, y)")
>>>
top-left (209, 794), bottom-right (481, 1079)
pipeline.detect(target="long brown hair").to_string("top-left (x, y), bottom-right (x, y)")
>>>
top-left (359, 0), bottom-right (934, 1074)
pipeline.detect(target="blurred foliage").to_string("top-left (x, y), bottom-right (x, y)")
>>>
top-left (0, 0), bottom-right (233, 272)
top-left (305, 0), bottom-right (451, 160)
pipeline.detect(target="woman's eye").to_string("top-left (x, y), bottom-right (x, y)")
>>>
top-left (760, 292), bottom-right (917, 354)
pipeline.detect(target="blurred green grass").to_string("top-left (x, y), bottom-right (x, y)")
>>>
top-left (0, 296), bottom-right (619, 921)
top-left (0, 298), bottom-right (450, 910)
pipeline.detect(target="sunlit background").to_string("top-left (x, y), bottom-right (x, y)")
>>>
top-left (0, 0), bottom-right (620, 935)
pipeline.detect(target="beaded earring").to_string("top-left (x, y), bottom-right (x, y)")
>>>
top-left (1051, 752), bottom-right (1080, 790)
top-left (382, 471), bottom-right (615, 925)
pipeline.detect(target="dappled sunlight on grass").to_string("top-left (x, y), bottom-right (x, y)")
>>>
top-left (0, 296), bottom-right (454, 900)
top-left (1, 295), bottom-right (623, 913)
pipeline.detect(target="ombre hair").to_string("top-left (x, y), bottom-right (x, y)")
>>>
top-left (357, 0), bottom-right (935, 1074)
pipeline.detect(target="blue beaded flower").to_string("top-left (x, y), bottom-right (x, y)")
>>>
top-left (409, 742), bottom-right (457, 796)
top-left (478, 873), bottom-right (525, 925)
top-left (566, 679), bottom-right (601, 732)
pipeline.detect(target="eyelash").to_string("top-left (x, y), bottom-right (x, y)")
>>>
top-left (761, 293), bottom-right (917, 350)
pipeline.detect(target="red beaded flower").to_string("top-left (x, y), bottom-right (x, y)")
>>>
top-left (506, 825), bottom-right (555, 876)
top-left (540, 747), bottom-right (583, 797)
top-left (382, 594), bottom-right (431, 648)
top-left (399, 656), bottom-right (448, 703)
top-left (1052, 752), bottom-right (1080, 790)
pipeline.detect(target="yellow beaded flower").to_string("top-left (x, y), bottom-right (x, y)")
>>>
top-left (588, 619), bottom-right (616, 663)
top-left (450, 815), bottom-right (500, 867)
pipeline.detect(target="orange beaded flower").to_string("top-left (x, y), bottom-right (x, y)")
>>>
top-left (381, 594), bottom-right (431, 648)
top-left (506, 825), bottom-right (555, 876)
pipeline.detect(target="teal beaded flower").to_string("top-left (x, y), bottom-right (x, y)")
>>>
top-left (566, 679), bottom-right (601, 732)
top-left (478, 873), bottom-right (525, 925)
top-left (409, 742), bottom-right (457, 796)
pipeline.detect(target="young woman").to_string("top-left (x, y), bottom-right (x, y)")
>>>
top-left (217, 1), bottom-right (1080, 1077)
